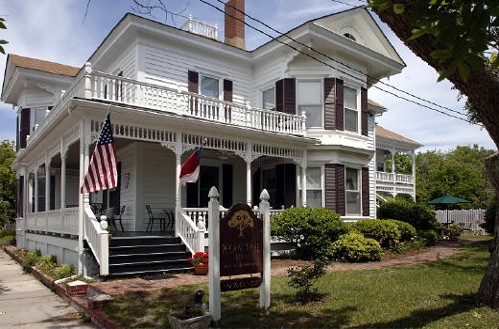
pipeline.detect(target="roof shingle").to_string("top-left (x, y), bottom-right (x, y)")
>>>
top-left (9, 54), bottom-right (80, 77)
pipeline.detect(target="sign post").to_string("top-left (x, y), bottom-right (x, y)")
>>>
top-left (208, 187), bottom-right (221, 322)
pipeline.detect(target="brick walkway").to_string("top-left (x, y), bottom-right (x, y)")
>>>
top-left (90, 241), bottom-right (462, 297)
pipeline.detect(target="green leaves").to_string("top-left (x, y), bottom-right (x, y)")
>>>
top-left (0, 17), bottom-right (7, 55)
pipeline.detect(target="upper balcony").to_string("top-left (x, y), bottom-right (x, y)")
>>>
top-left (375, 171), bottom-right (415, 197)
top-left (25, 67), bottom-right (307, 148)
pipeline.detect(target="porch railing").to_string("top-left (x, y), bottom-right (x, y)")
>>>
top-left (376, 171), bottom-right (414, 184)
top-left (176, 207), bottom-right (206, 254)
top-left (180, 16), bottom-right (218, 40)
top-left (88, 71), bottom-right (306, 136)
top-left (23, 208), bottom-right (79, 236)
top-left (83, 204), bottom-right (110, 275)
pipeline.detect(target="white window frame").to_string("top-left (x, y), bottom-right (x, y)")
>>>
top-left (297, 79), bottom-right (323, 128)
top-left (345, 167), bottom-right (361, 215)
top-left (344, 86), bottom-right (359, 133)
top-left (262, 86), bottom-right (275, 110)
top-left (199, 73), bottom-right (221, 100)
top-left (32, 107), bottom-right (48, 132)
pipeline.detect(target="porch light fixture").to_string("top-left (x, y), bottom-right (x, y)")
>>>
top-left (124, 173), bottom-right (130, 188)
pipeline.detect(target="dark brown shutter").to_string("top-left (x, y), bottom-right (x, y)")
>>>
top-left (362, 167), bottom-right (369, 216)
top-left (20, 108), bottom-right (30, 149)
top-left (325, 164), bottom-right (345, 215)
top-left (17, 176), bottom-right (24, 218)
top-left (324, 79), bottom-right (344, 130)
top-left (361, 87), bottom-right (368, 136)
top-left (223, 79), bottom-right (233, 123)
top-left (16, 115), bottom-right (19, 151)
top-left (222, 164), bottom-right (233, 208)
top-left (275, 78), bottom-right (295, 114)
top-left (335, 79), bottom-right (344, 130)
top-left (188, 71), bottom-right (199, 115)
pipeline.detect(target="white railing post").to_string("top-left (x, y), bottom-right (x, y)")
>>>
top-left (259, 189), bottom-right (271, 310)
top-left (84, 62), bottom-right (92, 99)
top-left (208, 186), bottom-right (221, 322)
top-left (196, 214), bottom-right (206, 252)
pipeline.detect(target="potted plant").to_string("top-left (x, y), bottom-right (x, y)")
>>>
top-left (188, 251), bottom-right (208, 275)
top-left (167, 290), bottom-right (211, 329)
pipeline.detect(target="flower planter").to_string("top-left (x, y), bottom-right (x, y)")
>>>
top-left (193, 263), bottom-right (208, 275)
top-left (167, 313), bottom-right (211, 329)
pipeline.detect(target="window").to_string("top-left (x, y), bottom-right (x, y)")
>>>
top-left (262, 87), bottom-right (275, 110)
top-left (306, 167), bottom-right (322, 207)
top-left (344, 86), bottom-right (358, 132)
top-left (200, 75), bottom-right (220, 98)
top-left (297, 80), bottom-right (322, 128)
top-left (343, 33), bottom-right (356, 41)
top-left (346, 168), bottom-right (360, 215)
top-left (33, 108), bottom-right (47, 132)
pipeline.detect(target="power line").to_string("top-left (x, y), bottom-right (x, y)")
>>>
top-left (201, 0), bottom-right (474, 124)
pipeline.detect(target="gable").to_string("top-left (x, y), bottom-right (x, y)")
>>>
top-left (313, 7), bottom-right (404, 67)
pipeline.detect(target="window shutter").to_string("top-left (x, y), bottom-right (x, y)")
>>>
top-left (275, 78), bottom-right (295, 114)
top-left (20, 108), bottom-right (30, 149)
top-left (188, 71), bottom-right (199, 115)
top-left (17, 176), bottom-right (24, 218)
top-left (361, 87), bottom-right (368, 136)
top-left (325, 164), bottom-right (345, 215)
top-left (222, 164), bottom-right (233, 208)
top-left (223, 79), bottom-right (233, 122)
top-left (362, 167), bottom-right (369, 216)
top-left (324, 78), bottom-right (344, 130)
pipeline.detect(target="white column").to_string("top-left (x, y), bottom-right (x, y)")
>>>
top-left (208, 187), bottom-right (221, 322)
top-left (301, 166), bottom-right (307, 207)
top-left (411, 152), bottom-right (417, 200)
top-left (174, 132), bottom-right (182, 237)
top-left (34, 167), bottom-right (38, 213)
top-left (245, 142), bottom-right (253, 206)
top-left (259, 189), bottom-right (271, 309)
top-left (78, 118), bottom-right (91, 275)
top-left (61, 151), bottom-right (67, 209)
top-left (45, 161), bottom-right (50, 212)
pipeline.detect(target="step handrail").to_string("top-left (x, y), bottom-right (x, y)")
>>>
top-left (83, 204), bottom-right (110, 275)
top-left (176, 207), bottom-right (206, 255)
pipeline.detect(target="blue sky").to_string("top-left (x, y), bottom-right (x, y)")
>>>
top-left (0, 0), bottom-right (495, 152)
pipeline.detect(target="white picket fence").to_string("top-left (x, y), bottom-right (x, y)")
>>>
top-left (435, 209), bottom-right (486, 233)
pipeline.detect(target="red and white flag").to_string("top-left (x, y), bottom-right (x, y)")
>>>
top-left (80, 113), bottom-right (118, 193)
top-left (179, 147), bottom-right (202, 184)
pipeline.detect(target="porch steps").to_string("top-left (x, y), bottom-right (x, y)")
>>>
top-left (108, 235), bottom-right (193, 276)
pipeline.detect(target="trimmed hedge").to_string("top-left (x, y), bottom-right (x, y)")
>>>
top-left (271, 207), bottom-right (349, 259)
top-left (352, 219), bottom-right (401, 250)
top-left (331, 232), bottom-right (383, 262)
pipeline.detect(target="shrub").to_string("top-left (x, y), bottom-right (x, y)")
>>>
top-left (352, 219), bottom-right (401, 250)
top-left (287, 257), bottom-right (329, 303)
top-left (443, 224), bottom-right (463, 240)
top-left (0, 235), bottom-right (15, 246)
top-left (330, 232), bottom-right (383, 262)
top-left (51, 264), bottom-right (75, 280)
top-left (22, 249), bottom-right (41, 273)
top-left (378, 198), bottom-right (440, 231)
top-left (35, 255), bottom-right (57, 276)
top-left (390, 220), bottom-right (417, 242)
top-left (417, 230), bottom-right (440, 246)
top-left (0, 228), bottom-right (15, 238)
top-left (271, 207), bottom-right (349, 259)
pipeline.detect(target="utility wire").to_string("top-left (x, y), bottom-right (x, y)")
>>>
top-left (217, 0), bottom-right (470, 121)
top-left (202, 0), bottom-right (474, 124)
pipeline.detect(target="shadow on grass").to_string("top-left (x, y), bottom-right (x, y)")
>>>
top-left (355, 293), bottom-right (478, 329)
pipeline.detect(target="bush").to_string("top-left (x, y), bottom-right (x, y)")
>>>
top-left (0, 235), bottom-right (15, 246)
top-left (271, 207), bottom-right (349, 259)
top-left (390, 220), bottom-right (417, 242)
top-left (51, 264), bottom-right (75, 280)
top-left (22, 249), bottom-right (41, 273)
top-left (287, 257), bottom-right (329, 303)
top-left (0, 228), bottom-right (15, 238)
top-left (330, 232), bottom-right (383, 262)
top-left (443, 224), bottom-right (463, 240)
top-left (417, 230), bottom-right (440, 246)
top-left (352, 219), bottom-right (401, 250)
top-left (378, 198), bottom-right (440, 231)
top-left (35, 255), bottom-right (57, 276)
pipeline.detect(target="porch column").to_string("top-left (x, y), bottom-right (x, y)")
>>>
top-left (78, 118), bottom-right (91, 275)
top-left (245, 142), bottom-right (253, 206)
top-left (45, 161), bottom-right (50, 212)
top-left (301, 166), bottom-right (307, 207)
top-left (411, 152), bottom-right (416, 200)
top-left (61, 149), bottom-right (67, 208)
top-left (34, 167), bottom-right (38, 213)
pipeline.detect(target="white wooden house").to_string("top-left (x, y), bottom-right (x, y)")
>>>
top-left (2, 2), bottom-right (419, 276)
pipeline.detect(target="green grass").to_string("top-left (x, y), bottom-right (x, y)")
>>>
top-left (103, 238), bottom-right (499, 328)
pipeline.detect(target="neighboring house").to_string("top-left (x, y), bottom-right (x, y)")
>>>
top-left (1, 2), bottom-right (419, 276)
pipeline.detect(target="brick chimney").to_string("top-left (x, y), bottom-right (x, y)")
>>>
top-left (224, 0), bottom-right (245, 49)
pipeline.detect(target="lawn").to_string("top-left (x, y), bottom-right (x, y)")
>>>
top-left (103, 237), bottom-right (499, 328)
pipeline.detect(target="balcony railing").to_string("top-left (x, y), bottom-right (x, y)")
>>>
top-left (376, 171), bottom-right (414, 185)
top-left (180, 16), bottom-right (218, 40)
top-left (24, 68), bottom-right (307, 148)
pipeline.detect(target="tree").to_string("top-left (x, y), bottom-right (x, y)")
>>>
top-left (0, 140), bottom-right (16, 226)
top-left (0, 17), bottom-right (7, 55)
top-left (416, 145), bottom-right (494, 207)
top-left (369, 0), bottom-right (499, 309)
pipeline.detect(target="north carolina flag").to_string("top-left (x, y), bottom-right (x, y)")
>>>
top-left (180, 147), bottom-right (202, 184)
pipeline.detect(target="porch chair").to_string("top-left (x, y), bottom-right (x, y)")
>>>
top-left (106, 205), bottom-right (126, 232)
top-left (146, 204), bottom-right (167, 233)
top-left (163, 209), bottom-right (175, 233)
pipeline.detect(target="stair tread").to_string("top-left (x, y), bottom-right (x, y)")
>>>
top-left (110, 251), bottom-right (188, 257)
top-left (110, 266), bottom-right (194, 276)
top-left (110, 259), bottom-right (190, 267)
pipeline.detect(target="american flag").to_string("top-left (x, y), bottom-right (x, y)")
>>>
top-left (80, 114), bottom-right (118, 194)
top-left (179, 147), bottom-right (202, 184)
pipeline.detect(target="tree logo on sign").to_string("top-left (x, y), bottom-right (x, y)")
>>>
top-left (228, 210), bottom-right (254, 237)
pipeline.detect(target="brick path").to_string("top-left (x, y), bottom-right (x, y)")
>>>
top-left (90, 241), bottom-right (462, 297)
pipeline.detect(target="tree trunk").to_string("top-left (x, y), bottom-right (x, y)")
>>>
top-left (477, 153), bottom-right (499, 308)
top-left (372, 1), bottom-right (499, 309)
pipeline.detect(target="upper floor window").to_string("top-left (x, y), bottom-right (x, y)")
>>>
top-left (344, 86), bottom-right (358, 132)
top-left (297, 80), bottom-right (322, 128)
top-left (262, 87), bottom-right (275, 110)
top-left (200, 75), bottom-right (220, 99)
top-left (345, 167), bottom-right (361, 215)
top-left (33, 108), bottom-right (48, 132)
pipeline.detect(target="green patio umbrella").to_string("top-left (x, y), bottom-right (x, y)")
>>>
top-left (427, 194), bottom-right (470, 224)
